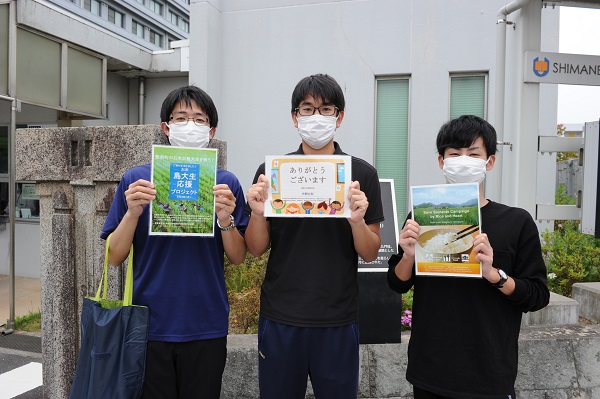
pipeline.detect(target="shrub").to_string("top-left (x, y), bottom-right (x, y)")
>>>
top-left (225, 251), bottom-right (268, 334)
top-left (541, 220), bottom-right (600, 297)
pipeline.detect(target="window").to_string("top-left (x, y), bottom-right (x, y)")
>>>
top-left (0, 126), bottom-right (7, 174)
top-left (0, 181), bottom-right (7, 222)
top-left (108, 7), bottom-right (124, 28)
top-left (180, 19), bottom-right (189, 33)
top-left (15, 182), bottom-right (39, 220)
top-left (0, 125), bottom-right (7, 223)
top-left (149, 0), bottom-right (163, 16)
top-left (149, 30), bottom-right (163, 47)
top-left (84, 0), bottom-right (101, 16)
top-left (375, 78), bottom-right (410, 223)
top-left (169, 10), bottom-right (178, 25)
top-left (449, 74), bottom-right (487, 120)
top-left (132, 21), bottom-right (144, 38)
top-left (136, 0), bottom-right (144, 4)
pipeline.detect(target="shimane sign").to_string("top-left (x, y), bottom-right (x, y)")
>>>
top-left (525, 51), bottom-right (600, 86)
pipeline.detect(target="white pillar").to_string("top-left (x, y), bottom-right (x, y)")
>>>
top-left (503, 1), bottom-right (542, 216)
top-left (188, 0), bottom-right (222, 105)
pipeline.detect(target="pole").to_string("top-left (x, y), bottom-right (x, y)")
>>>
top-left (2, 0), bottom-right (17, 335)
top-left (0, 94), bottom-right (17, 335)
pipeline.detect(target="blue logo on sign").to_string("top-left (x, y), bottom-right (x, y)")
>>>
top-left (169, 163), bottom-right (200, 201)
top-left (533, 57), bottom-right (550, 77)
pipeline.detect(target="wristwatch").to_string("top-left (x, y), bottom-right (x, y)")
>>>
top-left (217, 215), bottom-right (236, 232)
top-left (492, 268), bottom-right (508, 288)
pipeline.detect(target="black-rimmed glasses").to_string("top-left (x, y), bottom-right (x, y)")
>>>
top-left (294, 105), bottom-right (339, 116)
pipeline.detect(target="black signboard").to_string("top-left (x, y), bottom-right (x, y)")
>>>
top-left (358, 179), bottom-right (404, 344)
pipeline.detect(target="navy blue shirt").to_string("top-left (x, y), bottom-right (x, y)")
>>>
top-left (102, 164), bottom-right (249, 342)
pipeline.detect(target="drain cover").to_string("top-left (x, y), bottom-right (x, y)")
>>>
top-left (0, 333), bottom-right (42, 353)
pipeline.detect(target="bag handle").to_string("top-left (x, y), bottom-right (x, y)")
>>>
top-left (96, 234), bottom-right (135, 306)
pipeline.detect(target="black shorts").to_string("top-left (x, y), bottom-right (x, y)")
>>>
top-left (140, 337), bottom-right (227, 399)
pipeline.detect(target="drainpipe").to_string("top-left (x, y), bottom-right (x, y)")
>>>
top-left (494, 0), bottom-right (531, 203)
top-left (138, 76), bottom-right (145, 124)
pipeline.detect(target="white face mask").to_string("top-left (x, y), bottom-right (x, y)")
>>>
top-left (442, 156), bottom-right (490, 184)
top-left (297, 115), bottom-right (337, 150)
top-left (167, 123), bottom-right (211, 148)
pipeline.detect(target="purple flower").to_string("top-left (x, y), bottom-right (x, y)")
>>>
top-left (401, 310), bottom-right (412, 329)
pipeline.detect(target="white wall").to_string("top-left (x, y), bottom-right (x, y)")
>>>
top-left (144, 76), bottom-right (190, 124)
top-left (190, 0), bottom-right (560, 199)
top-left (0, 222), bottom-right (41, 278)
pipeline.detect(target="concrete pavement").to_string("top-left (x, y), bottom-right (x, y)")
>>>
top-left (0, 275), bottom-right (41, 328)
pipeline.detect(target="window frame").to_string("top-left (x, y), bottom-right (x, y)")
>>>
top-left (168, 10), bottom-right (178, 25)
top-left (448, 72), bottom-right (488, 120)
top-left (180, 19), bottom-right (189, 33)
top-left (132, 20), bottom-right (144, 38)
top-left (14, 181), bottom-right (40, 223)
top-left (149, 0), bottom-right (163, 16)
top-left (373, 75), bottom-right (411, 224)
top-left (83, 0), bottom-right (101, 16)
top-left (108, 6), bottom-right (124, 28)
top-left (149, 30), bottom-right (163, 47)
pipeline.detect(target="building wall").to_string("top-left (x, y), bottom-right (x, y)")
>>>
top-left (43, 0), bottom-right (190, 51)
top-left (3, 0), bottom-right (563, 278)
top-left (189, 0), bottom-right (560, 198)
top-left (0, 222), bottom-right (40, 278)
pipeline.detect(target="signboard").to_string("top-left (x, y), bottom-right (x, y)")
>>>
top-left (358, 179), bottom-right (399, 272)
top-left (264, 155), bottom-right (351, 217)
top-left (20, 183), bottom-right (38, 200)
top-left (525, 51), bottom-right (600, 86)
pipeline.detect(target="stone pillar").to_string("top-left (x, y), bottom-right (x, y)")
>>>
top-left (16, 125), bottom-right (227, 398)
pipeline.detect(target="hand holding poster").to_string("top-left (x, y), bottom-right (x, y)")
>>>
top-left (411, 183), bottom-right (482, 277)
top-left (150, 145), bottom-right (217, 236)
top-left (264, 155), bottom-right (352, 217)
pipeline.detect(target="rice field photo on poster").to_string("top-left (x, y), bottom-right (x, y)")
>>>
top-left (410, 183), bottom-right (482, 277)
top-left (150, 145), bottom-right (218, 236)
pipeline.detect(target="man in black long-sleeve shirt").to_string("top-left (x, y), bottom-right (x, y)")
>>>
top-left (388, 115), bottom-right (549, 399)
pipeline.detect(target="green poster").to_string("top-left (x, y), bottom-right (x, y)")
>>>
top-left (150, 145), bottom-right (217, 236)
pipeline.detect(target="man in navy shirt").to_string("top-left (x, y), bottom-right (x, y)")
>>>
top-left (102, 86), bottom-right (248, 398)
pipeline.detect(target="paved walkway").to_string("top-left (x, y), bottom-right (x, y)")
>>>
top-left (0, 275), bottom-right (41, 326)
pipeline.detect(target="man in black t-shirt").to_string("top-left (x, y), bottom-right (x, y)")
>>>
top-left (388, 115), bottom-right (549, 399)
top-left (246, 74), bottom-right (384, 399)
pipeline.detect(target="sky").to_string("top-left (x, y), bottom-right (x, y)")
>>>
top-left (557, 6), bottom-right (600, 125)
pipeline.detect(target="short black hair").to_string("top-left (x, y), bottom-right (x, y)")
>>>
top-left (291, 74), bottom-right (345, 113)
top-left (436, 115), bottom-right (497, 157)
top-left (160, 85), bottom-right (218, 128)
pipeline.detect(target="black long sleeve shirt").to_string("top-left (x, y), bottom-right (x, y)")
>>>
top-left (388, 200), bottom-right (549, 398)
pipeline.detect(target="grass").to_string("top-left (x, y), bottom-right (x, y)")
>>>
top-left (15, 310), bottom-right (41, 333)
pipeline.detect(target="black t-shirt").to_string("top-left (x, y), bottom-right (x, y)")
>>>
top-left (248, 143), bottom-right (384, 327)
top-left (387, 201), bottom-right (550, 398)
